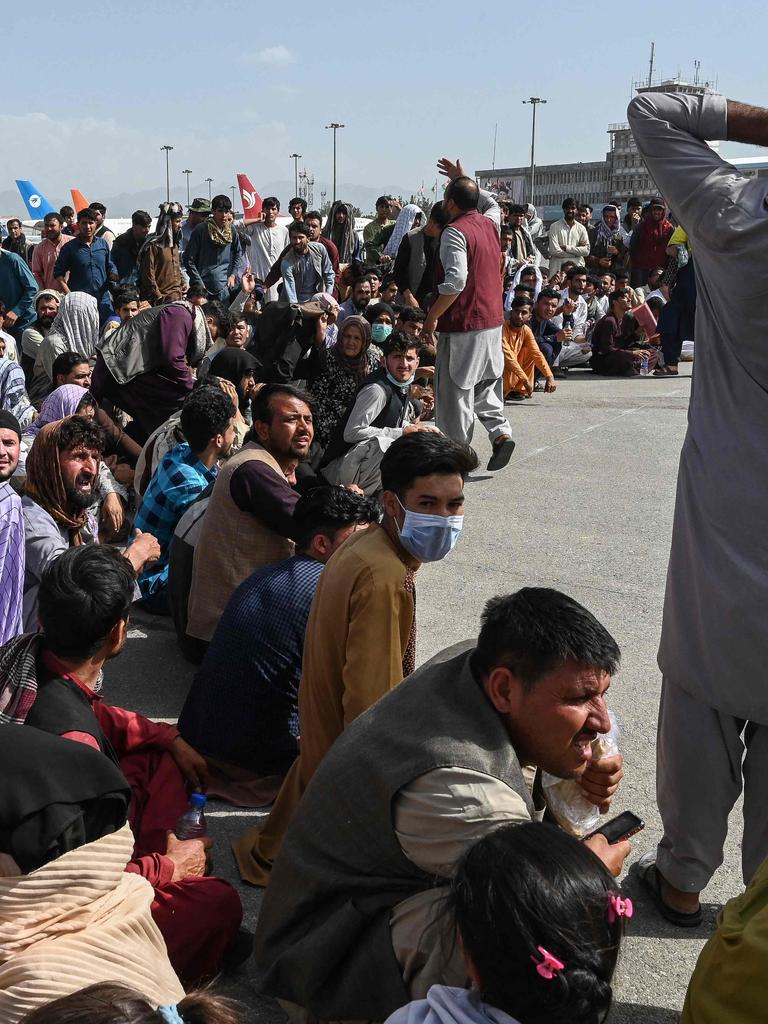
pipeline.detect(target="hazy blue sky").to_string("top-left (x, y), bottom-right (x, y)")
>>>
top-left (3, 0), bottom-right (767, 204)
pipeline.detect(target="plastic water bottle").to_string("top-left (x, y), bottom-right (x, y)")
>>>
top-left (640, 354), bottom-right (650, 377)
top-left (174, 793), bottom-right (208, 840)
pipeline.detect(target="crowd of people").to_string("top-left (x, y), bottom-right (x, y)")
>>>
top-left (0, 85), bottom-right (764, 1024)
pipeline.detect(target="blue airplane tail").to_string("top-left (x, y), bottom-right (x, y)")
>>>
top-left (15, 180), bottom-right (57, 219)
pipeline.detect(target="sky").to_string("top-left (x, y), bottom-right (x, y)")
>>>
top-left (3, 0), bottom-right (767, 208)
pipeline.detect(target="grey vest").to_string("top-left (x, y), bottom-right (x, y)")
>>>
top-left (255, 647), bottom-right (533, 1021)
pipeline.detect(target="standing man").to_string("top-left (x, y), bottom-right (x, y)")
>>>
top-left (31, 213), bottom-right (72, 291)
top-left (139, 202), bottom-right (185, 304)
top-left (280, 222), bottom-right (335, 303)
top-left (59, 205), bottom-right (77, 236)
top-left (424, 158), bottom-right (514, 472)
top-left (88, 202), bottom-right (116, 249)
top-left (0, 248), bottom-right (37, 343)
top-left (0, 410), bottom-right (23, 645)
top-left (393, 202), bottom-right (449, 310)
top-left (363, 196), bottom-right (399, 265)
top-left (243, 197), bottom-right (289, 303)
top-left (628, 90), bottom-right (768, 925)
top-left (2, 219), bottom-right (29, 260)
top-left (235, 431), bottom-right (478, 885)
top-left (53, 208), bottom-right (118, 324)
top-left (183, 194), bottom-right (244, 302)
top-left (180, 198), bottom-right (210, 252)
top-left (111, 210), bottom-right (153, 285)
top-left (288, 197), bottom-right (307, 222)
top-left (547, 198), bottom-right (590, 276)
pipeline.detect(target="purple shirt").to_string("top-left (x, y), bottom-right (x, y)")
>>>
top-left (0, 481), bottom-right (24, 644)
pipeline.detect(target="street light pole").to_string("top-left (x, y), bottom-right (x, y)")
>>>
top-left (324, 123), bottom-right (345, 204)
top-left (289, 153), bottom-right (302, 198)
top-left (522, 98), bottom-right (547, 205)
top-left (205, 177), bottom-right (213, 200)
top-left (182, 169), bottom-right (192, 206)
top-left (161, 145), bottom-right (174, 202)
top-left (230, 185), bottom-right (237, 212)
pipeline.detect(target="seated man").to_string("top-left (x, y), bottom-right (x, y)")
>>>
top-left (501, 296), bottom-right (556, 401)
top-left (253, 588), bottom-right (628, 1022)
top-left (21, 415), bottom-right (159, 629)
top-left (20, 289), bottom-right (60, 385)
top-left (280, 222), bottom-right (335, 304)
top-left (133, 387), bottom-right (236, 613)
top-left (234, 431), bottom-right (478, 885)
top-left (91, 298), bottom-right (230, 443)
top-left (186, 383), bottom-right (313, 645)
top-left (551, 265), bottom-right (592, 372)
top-left (0, 545), bottom-right (243, 986)
top-left (337, 277), bottom-right (372, 324)
top-left (530, 287), bottom-right (570, 369)
top-left (177, 487), bottom-right (379, 794)
top-left (0, 410), bottom-right (23, 645)
top-left (590, 288), bottom-right (644, 377)
top-left (321, 332), bottom-right (437, 494)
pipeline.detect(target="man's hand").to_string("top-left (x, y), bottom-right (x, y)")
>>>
top-left (556, 328), bottom-right (573, 343)
top-left (583, 832), bottom-right (631, 877)
top-left (170, 737), bottom-right (210, 792)
top-left (562, 299), bottom-right (578, 315)
top-left (165, 832), bottom-right (212, 882)
top-left (437, 157), bottom-right (466, 181)
top-left (240, 271), bottom-right (256, 294)
top-left (227, 274), bottom-right (237, 290)
top-left (101, 492), bottom-right (124, 534)
top-left (124, 529), bottom-right (161, 573)
top-left (216, 377), bottom-right (239, 411)
top-left (3, 310), bottom-right (18, 328)
top-left (403, 423), bottom-right (440, 435)
top-left (580, 753), bottom-right (624, 812)
top-left (544, 378), bottom-right (557, 393)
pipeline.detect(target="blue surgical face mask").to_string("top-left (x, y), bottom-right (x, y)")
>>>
top-left (386, 370), bottom-right (415, 389)
top-left (371, 323), bottom-right (393, 344)
top-left (396, 497), bottom-right (464, 562)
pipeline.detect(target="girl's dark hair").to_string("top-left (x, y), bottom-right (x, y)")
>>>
top-left (19, 982), bottom-right (242, 1024)
top-left (450, 823), bottom-right (624, 1024)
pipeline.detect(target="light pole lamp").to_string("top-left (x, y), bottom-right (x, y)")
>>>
top-left (522, 98), bottom-right (547, 205)
top-left (289, 153), bottom-right (302, 198)
top-left (325, 123), bottom-right (345, 204)
top-left (161, 145), bottom-right (174, 202)
top-left (230, 185), bottom-right (237, 212)
top-left (182, 169), bottom-right (192, 206)
top-left (205, 177), bottom-right (213, 200)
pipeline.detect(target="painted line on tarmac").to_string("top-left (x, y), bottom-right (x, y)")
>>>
top-left (514, 386), bottom-right (686, 467)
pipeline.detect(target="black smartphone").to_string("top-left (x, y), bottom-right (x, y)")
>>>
top-left (586, 811), bottom-right (645, 844)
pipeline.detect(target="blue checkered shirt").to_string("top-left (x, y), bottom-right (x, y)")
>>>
top-left (134, 442), bottom-right (217, 597)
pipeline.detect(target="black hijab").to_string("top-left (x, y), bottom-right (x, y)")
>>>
top-left (209, 347), bottom-right (258, 411)
top-left (0, 727), bottom-right (130, 873)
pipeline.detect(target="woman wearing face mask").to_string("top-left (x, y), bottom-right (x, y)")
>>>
top-left (364, 301), bottom-right (396, 348)
top-left (306, 314), bottom-right (382, 453)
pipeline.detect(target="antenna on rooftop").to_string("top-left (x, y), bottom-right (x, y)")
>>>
top-left (647, 41), bottom-right (655, 88)
top-left (492, 123), bottom-right (498, 171)
top-left (693, 59), bottom-right (701, 85)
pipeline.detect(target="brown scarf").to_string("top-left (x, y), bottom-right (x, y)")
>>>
top-left (207, 217), bottom-right (233, 247)
top-left (24, 421), bottom-right (89, 544)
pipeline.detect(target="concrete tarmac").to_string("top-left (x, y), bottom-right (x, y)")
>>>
top-left (104, 362), bottom-right (743, 1023)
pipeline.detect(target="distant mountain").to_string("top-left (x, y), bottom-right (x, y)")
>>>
top-left (0, 179), bottom-right (418, 219)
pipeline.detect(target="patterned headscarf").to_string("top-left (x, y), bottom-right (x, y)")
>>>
top-left (25, 419), bottom-right (97, 543)
top-left (44, 292), bottom-right (99, 360)
top-left (596, 205), bottom-right (621, 246)
top-left (335, 315), bottom-right (373, 382)
top-left (383, 204), bottom-right (425, 258)
top-left (23, 384), bottom-right (90, 439)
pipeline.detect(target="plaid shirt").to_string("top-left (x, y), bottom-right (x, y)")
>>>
top-left (134, 442), bottom-right (217, 597)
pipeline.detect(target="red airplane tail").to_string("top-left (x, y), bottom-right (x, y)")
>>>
top-left (237, 173), bottom-right (262, 223)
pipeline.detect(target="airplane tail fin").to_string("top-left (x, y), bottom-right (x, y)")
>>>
top-left (70, 189), bottom-right (89, 213)
top-left (15, 180), bottom-right (57, 219)
top-left (237, 173), bottom-right (262, 223)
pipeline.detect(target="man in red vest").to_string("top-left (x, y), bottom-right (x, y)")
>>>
top-left (424, 158), bottom-right (515, 472)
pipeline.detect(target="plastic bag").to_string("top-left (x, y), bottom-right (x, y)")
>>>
top-left (542, 712), bottom-right (621, 838)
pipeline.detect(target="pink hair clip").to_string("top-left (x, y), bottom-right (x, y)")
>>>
top-left (608, 894), bottom-right (634, 924)
top-left (531, 946), bottom-right (565, 980)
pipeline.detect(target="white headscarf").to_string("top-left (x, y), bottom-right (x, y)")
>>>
top-left (44, 292), bottom-right (99, 360)
top-left (505, 264), bottom-right (543, 311)
top-left (383, 204), bottom-right (425, 258)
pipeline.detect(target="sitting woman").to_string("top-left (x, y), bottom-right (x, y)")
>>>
top-left (364, 301), bottom-right (396, 348)
top-left (384, 822), bottom-right (629, 1024)
top-left (306, 314), bottom-right (382, 453)
top-left (0, 728), bottom-right (184, 1024)
top-left (209, 347), bottom-right (259, 438)
top-left (16, 384), bottom-right (129, 536)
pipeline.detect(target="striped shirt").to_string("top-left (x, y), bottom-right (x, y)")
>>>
top-left (0, 482), bottom-right (24, 644)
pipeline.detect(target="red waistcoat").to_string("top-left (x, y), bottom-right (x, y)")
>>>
top-left (435, 209), bottom-right (504, 333)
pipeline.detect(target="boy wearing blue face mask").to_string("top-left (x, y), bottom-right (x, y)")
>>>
top-left (236, 431), bottom-right (478, 886)
top-left (364, 300), bottom-right (397, 347)
top-left (321, 331), bottom-right (437, 495)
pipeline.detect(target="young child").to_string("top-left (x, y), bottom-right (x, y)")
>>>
top-left (20, 982), bottom-right (240, 1024)
top-left (385, 822), bottom-right (631, 1024)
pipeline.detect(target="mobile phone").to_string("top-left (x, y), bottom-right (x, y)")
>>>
top-left (586, 811), bottom-right (645, 845)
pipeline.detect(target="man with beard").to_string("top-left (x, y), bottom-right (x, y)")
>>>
top-left (186, 384), bottom-right (313, 646)
top-left (322, 201), bottom-right (362, 265)
top-left (2, 218), bottom-right (29, 260)
top-left (0, 410), bottom-right (23, 644)
top-left (280, 222), bottom-right (335, 304)
top-left (262, 211), bottom-right (340, 295)
top-left (31, 214), bottom-right (73, 291)
top-left (242, 197), bottom-right (289, 304)
top-left (20, 290), bottom-right (60, 385)
top-left (133, 387), bottom-right (236, 614)
top-left (337, 276), bottom-right (372, 324)
top-left (551, 265), bottom-right (592, 372)
top-left (20, 415), bottom-right (160, 630)
top-left (547, 198), bottom-right (590, 277)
